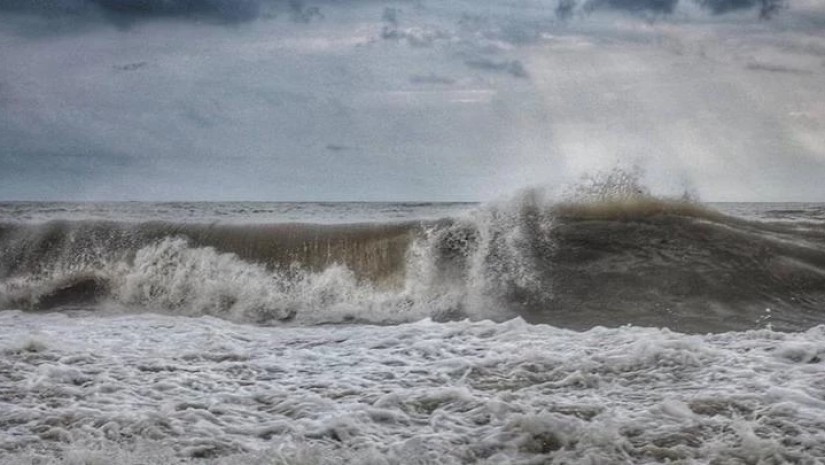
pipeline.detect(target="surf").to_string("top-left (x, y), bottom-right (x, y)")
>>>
top-left (2, 175), bottom-right (825, 332)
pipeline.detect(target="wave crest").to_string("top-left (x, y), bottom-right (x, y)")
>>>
top-left (3, 181), bottom-right (825, 332)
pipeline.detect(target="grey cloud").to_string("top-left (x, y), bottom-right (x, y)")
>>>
top-left (464, 58), bottom-right (528, 78)
top-left (556, 0), bottom-right (577, 19)
top-left (745, 61), bottom-right (813, 75)
top-left (697, 0), bottom-right (786, 18)
top-left (410, 74), bottom-right (456, 85)
top-left (557, 0), bottom-right (787, 18)
top-left (780, 42), bottom-right (825, 58)
top-left (325, 144), bottom-right (353, 152)
top-left (2, 0), bottom-right (789, 33)
top-left (456, 13), bottom-right (546, 47)
top-left (113, 61), bottom-right (148, 72)
top-left (289, 0), bottom-right (323, 23)
top-left (382, 7), bottom-right (399, 26)
top-left (584, 0), bottom-right (679, 15)
top-left (0, 0), bottom-right (285, 24)
top-left (379, 5), bottom-right (454, 48)
top-left (381, 27), bottom-right (451, 48)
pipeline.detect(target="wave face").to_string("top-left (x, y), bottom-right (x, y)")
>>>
top-left (2, 193), bottom-right (825, 332)
top-left (0, 220), bottom-right (421, 324)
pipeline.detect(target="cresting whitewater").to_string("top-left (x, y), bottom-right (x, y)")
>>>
top-left (2, 175), bottom-right (825, 464)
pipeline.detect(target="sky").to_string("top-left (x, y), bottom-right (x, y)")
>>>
top-left (1, 0), bottom-right (824, 201)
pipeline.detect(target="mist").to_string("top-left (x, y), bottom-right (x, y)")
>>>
top-left (1, 0), bottom-right (824, 201)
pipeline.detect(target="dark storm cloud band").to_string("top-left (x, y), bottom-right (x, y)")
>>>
top-left (0, 0), bottom-right (789, 24)
top-left (698, 0), bottom-right (785, 17)
top-left (0, 0), bottom-right (315, 23)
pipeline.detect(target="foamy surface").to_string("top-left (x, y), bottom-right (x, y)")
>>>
top-left (2, 192), bottom-right (825, 463)
top-left (2, 310), bottom-right (825, 464)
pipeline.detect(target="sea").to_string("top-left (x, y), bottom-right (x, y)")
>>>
top-left (2, 190), bottom-right (825, 464)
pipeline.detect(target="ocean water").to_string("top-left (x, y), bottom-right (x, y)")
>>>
top-left (2, 189), bottom-right (825, 464)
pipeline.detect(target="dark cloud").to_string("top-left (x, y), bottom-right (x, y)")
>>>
top-left (410, 74), bottom-right (456, 85)
top-left (745, 61), bottom-right (814, 75)
top-left (382, 7), bottom-right (399, 26)
top-left (697, 0), bottom-right (787, 19)
top-left (585, 0), bottom-right (679, 15)
top-left (325, 144), bottom-right (353, 152)
top-left (0, 0), bottom-right (790, 31)
top-left (556, 0), bottom-right (577, 20)
top-left (113, 61), bottom-right (148, 72)
top-left (0, 0), bottom-right (272, 24)
top-left (289, 0), bottom-right (323, 23)
top-left (464, 58), bottom-right (528, 78)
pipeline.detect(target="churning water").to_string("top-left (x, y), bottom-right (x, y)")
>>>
top-left (2, 178), bottom-right (825, 464)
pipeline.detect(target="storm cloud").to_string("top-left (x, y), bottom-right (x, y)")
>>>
top-left (1, 0), bottom-right (824, 201)
top-left (0, 0), bottom-right (791, 28)
top-left (0, 0), bottom-right (322, 24)
top-left (698, 0), bottom-right (787, 18)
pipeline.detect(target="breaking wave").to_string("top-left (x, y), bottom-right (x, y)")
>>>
top-left (2, 174), bottom-right (825, 332)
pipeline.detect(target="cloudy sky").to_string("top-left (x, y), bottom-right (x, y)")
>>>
top-left (1, 0), bottom-right (824, 201)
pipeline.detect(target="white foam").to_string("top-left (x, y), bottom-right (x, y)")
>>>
top-left (1, 311), bottom-right (824, 464)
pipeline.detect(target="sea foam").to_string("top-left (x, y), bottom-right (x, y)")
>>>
top-left (1, 311), bottom-right (824, 464)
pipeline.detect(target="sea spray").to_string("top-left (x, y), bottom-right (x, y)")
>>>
top-left (3, 174), bottom-right (825, 331)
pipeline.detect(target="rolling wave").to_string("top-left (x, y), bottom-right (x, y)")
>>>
top-left (2, 192), bottom-right (825, 332)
